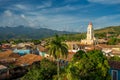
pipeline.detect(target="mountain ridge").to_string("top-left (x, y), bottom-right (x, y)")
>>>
top-left (60, 25), bottom-right (120, 41)
top-left (0, 26), bottom-right (74, 40)
top-left (0, 25), bottom-right (120, 40)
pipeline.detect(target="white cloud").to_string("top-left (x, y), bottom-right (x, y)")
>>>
top-left (14, 4), bottom-right (28, 10)
top-left (4, 10), bottom-right (12, 16)
top-left (35, 5), bottom-right (81, 14)
top-left (1, 10), bottom-right (120, 32)
top-left (92, 14), bottom-right (120, 29)
top-left (0, 10), bottom-right (89, 32)
top-left (23, 5), bottom-right (79, 17)
top-left (88, 0), bottom-right (120, 4)
top-left (37, 0), bottom-right (52, 9)
top-left (0, 10), bottom-right (30, 27)
top-left (39, 5), bottom-right (74, 13)
top-left (6, 0), bottom-right (52, 12)
top-left (27, 14), bottom-right (90, 31)
top-left (5, 4), bottom-right (29, 12)
top-left (21, 14), bottom-right (25, 19)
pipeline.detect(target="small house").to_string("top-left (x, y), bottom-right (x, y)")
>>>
top-left (109, 61), bottom-right (120, 80)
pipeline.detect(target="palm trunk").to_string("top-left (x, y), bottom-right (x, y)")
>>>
top-left (57, 58), bottom-right (60, 80)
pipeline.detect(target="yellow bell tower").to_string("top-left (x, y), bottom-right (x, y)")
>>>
top-left (87, 22), bottom-right (94, 40)
top-left (81, 22), bottom-right (97, 45)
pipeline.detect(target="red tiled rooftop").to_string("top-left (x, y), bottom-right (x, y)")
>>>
top-left (38, 46), bottom-right (46, 52)
top-left (108, 60), bottom-right (120, 70)
top-left (0, 50), bottom-right (13, 58)
top-left (15, 54), bottom-right (42, 66)
top-left (9, 53), bottom-right (21, 58)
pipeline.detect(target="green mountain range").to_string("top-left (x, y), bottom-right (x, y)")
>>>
top-left (0, 26), bottom-right (72, 40)
top-left (0, 25), bottom-right (120, 41)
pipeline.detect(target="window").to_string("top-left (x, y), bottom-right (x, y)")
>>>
top-left (112, 70), bottom-right (118, 80)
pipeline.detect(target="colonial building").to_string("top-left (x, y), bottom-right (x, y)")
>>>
top-left (81, 22), bottom-right (97, 45)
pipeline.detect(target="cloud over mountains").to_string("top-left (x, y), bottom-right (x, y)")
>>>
top-left (0, 0), bottom-right (120, 32)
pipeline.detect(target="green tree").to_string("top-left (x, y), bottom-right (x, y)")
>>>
top-left (66, 50), bottom-right (110, 80)
top-left (48, 34), bottom-right (68, 80)
top-left (21, 58), bottom-right (57, 80)
top-left (107, 38), bottom-right (120, 45)
top-left (109, 56), bottom-right (120, 61)
top-left (72, 50), bottom-right (86, 61)
top-left (31, 39), bottom-right (41, 45)
top-left (14, 39), bottom-right (24, 44)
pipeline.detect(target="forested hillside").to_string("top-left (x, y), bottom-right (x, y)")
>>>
top-left (0, 26), bottom-right (72, 40)
top-left (60, 26), bottom-right (120, 41)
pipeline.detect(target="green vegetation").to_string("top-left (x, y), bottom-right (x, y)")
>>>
top-left (72, 50), bottom-right (86, 61)
top-left (109, 56), bottom-right (120, 61)
top-left (21, 50), bottom-right (111, 80)
top-left (21, 58), bottom-right (57, 80)
top-left (95, 32), bottom-right (106, 39)
top-left (58, 26), bottom-right (120, 41)
top-left (94, 26), bottom-right (120, 39)
top-left (65, 50), bottom-right (110, 80)
top-left (61, 33), bottom-right (86, 41)
top-left (31, 40), bottom-right (41, 45)
top-left (48, 34), bottom-right (68, 80)
top-left (0, 25), bottom-right (120, 41)
top-left (0, 26), bottom-right (72, 40)
top-left (108, 38), bottom-right (120, 45)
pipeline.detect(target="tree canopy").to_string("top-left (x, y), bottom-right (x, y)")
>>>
top-left (21, 58), bottom-right (57, 80)
top-left (48, 34), bottom-right (68, 59)
top-left (65, 50), bottom-right (110, 80)
top-left (72, 50), bottom-right (86, 61)
top-left (108, 38), bottom-right (120, 45)
top-left (109, 56), bottom-right (120, 61)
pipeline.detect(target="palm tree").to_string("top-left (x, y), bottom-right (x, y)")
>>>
top-left (48, 34), bottom-right (68, 80)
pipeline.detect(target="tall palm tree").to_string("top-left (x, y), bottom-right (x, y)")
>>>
top-left (48, 34), bottom-right (68, 80)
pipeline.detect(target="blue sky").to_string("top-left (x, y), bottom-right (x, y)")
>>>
top-left (0, 0), bottom-right (120, 32)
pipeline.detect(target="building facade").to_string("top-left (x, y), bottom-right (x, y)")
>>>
top-left (109, 61), bottom-right (120, 80)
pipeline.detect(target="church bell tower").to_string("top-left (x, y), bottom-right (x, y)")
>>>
top-left (87, 22), bottom-right (94, 40)
top-left (81, 22), bottom-right (97, 45)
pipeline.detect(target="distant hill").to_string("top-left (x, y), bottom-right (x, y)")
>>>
top-left (60, 26), bottom-right (120, 41)
top-left (0, 26), bottom-right (73, 40)
top-left (94, 26), bottom-right (120, 38)
top-left (0, 25), bottom-right (119, 41)
top-left (95, 26), bottom-right (120, 34)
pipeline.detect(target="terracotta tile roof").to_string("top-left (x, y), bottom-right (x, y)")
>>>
top-left (0, 50), bottom-right (13, 58)
top-left (108, 60), bottom-right (120, 70)
top-left (0, 57), bottom-right (16, 63)
top-left (38, 46), bottom-right (46, 52)
top-left (15, 54), bottom-right (42, 66)
top-left (9, 53), bottom-right (21, 58)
